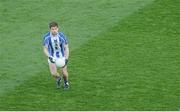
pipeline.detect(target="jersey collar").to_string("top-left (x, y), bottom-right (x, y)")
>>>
top-left (50, 32), bottom-right (59, 38)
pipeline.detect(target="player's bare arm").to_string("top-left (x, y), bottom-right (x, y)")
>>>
top-left (43, 46), bottom-right (50, 57)
top-left (64, 44), bottom-right (69, 60)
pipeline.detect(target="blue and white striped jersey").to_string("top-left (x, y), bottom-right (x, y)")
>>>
top-left (43, 32), bottom-right (68, 58)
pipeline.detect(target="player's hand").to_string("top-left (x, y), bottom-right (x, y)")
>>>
top-left (65, 59), bottom-right (68, 65)
top-left (62, 59), bottom-right (68, 68)
top-left (49, 56), bottom-right (55, 63)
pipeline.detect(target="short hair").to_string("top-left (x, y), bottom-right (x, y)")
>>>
top-left (49, 21), bottom-right (58, 29)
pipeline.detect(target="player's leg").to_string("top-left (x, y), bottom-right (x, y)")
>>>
top-left (61, 66), bottom-right (69, 89)
top-left (48, 62), bottom-right (61, 88)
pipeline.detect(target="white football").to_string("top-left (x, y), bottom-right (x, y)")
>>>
top-left (55, 58), bottom-right (65, 67)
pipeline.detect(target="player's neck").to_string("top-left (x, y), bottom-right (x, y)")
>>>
top-left (51, 33), bottom-right (57, 37)
top-left (52, 34), bottom-right (56, 37)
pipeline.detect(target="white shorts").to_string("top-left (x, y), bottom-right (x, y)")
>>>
top-left (48, 57), bottom-right (65, 64)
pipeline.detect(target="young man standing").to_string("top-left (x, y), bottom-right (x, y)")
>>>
top-left (43, 21), bottom-right (69, 89)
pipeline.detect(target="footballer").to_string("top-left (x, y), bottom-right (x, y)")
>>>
top-left (43, 21), bottom-right (70, 89)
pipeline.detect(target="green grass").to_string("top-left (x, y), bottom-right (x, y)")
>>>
top-left (0, 0), bottom-right (152, 95)
top-left (0, 0), bottom-right (180, 110)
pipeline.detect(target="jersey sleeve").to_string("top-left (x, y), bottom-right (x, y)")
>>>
top-left (59, 32), bottom-right (68, 44)
top-left (43, 36), bottom-right (49, 46)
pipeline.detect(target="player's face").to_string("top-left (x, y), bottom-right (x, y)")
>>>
top-left (50, 26), bottom-right (58, 36)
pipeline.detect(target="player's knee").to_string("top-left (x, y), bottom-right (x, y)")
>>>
top-left (50, 71), bottom-right (57, 76)
top-left (62, 69), bottom-right (68, 74)
top-left (62, 71), bottom-right (68, 77)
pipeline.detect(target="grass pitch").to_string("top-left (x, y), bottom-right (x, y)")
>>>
top-left (0, 0), bottom-right (179, 110)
